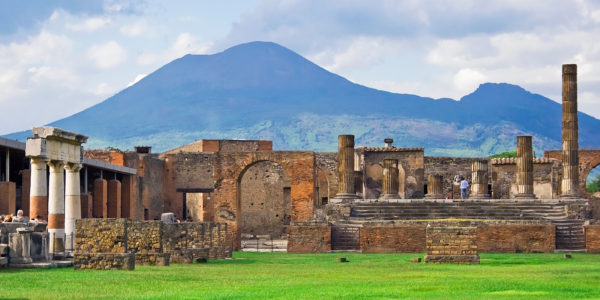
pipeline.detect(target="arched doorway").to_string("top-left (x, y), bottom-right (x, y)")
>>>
top-left (238, 161), bottom-right (291, 239)
top-left (585, 164), bottom-right (600, 196)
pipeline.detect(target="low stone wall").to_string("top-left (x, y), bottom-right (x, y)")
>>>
top-left (425, 226), bottom-right (479, 264)
top-left (75, 218), bottom-right (231, 269)
top-left (75, 219), bottom-right (127, 254)
top-left (360, 225), bottom-right (426, 253)
top-left (477, 224), bottom-right (555, 253)
top-left (73, 253), bottom-right (135, 270)
top-left (287, 223), bottom-right (331, 253)
top-left (586, 225), bottom-right (600, 253)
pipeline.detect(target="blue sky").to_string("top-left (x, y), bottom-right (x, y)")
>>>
top-left (1, 0), bottom-right (600, 134)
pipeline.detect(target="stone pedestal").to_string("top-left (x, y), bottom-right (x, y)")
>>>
top-left (380, 159), bottom-right (400, 199)
top-left (334, 135), bottom-right (359, 200)
top-left (8, 228), bottom-right (33, 265)
top-left (425, 174), bottom-right (444, 199)
top-left (514, 136), bottom-right (535, 199)
top-left (561, 64), bottom-right (579, 199)
top-left (470, 161), bottom-right (490, 199)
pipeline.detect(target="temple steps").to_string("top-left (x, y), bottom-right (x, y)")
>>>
top-left (344, 201), bottom-right (586, 251)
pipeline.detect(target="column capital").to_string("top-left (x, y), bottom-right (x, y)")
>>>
top-left (29, 156), bottom-right (49, 164)
top-left (64, 163), bottom-right (83, 173)
top-left (47, 160), bottom-right (65, 170)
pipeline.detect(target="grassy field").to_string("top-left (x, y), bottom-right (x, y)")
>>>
top-left (1, 252), bottom-right (599, 299)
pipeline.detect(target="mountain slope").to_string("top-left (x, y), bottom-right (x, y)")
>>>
top-left (4, 41), bottom-right (600, 156)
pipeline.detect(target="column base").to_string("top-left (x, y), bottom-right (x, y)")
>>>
top-left (330, 193), bottom-right (360, 203)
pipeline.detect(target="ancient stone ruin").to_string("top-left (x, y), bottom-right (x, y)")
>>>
top-left (0, 63), bottom-right (599, 268)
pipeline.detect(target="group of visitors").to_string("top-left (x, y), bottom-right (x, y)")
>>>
top-left (0, 209), bottom-right (28, 223)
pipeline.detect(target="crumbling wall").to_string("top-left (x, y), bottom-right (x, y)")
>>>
top-left (357, 148), bottom-right (424, 199)
top-left (425, 157), bottom-right (487, 198)
top-left (491, 158), bottom-right (558, 199)
top-left (586, 225), bottom-right (600, 253)
top-left (477, 224), bottom-right (555, 253)
top-left (315, 152), bottom-right (338, 205)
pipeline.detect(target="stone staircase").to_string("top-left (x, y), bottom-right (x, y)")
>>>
top-left (241, 235), bottom-right (287, 252)
top-left (346, 201), bottom-right (586, 251)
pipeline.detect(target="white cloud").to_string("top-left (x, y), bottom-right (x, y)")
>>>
top-left (120, 20), bottom-right (147, 37)
top-left (127, 73), bottom-right (147, 87)
top-left (453, 68), bottom-right (487, 93)
top-left (87, 41), bottom-right (128, 69)
top-left (136, 33), bottom-right (213, 66)
top-left (67, 17), bottom-right (111, 32)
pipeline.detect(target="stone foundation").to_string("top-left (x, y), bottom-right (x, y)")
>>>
top-left (425, 226), bottom-right (479, 264)
top-left (73, 253), bottom-right (135, 270)
top-left (135, 253), bottom-right (170, 266)
top-left (477, 224), bottom-right (555, 253)
top-left (360, 225), bottom-right (425, 253)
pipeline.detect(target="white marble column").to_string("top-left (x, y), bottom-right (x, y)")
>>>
top-left (64, 163), bottom-right (82, 251)
top-left (29, 157), bottom-right (48, 221)
top-left (47, 160), bottom-right (65, 254)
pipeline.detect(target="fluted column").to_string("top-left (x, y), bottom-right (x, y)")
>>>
top-left (561, 64), bottom-right (579, 198)
top-left (47, 160), bottom-right (65, 254)
top-left (335, 135), bottom-right (358, 199)
top-left (380, 159), bottom-right (399, 199)
top-left (64, 163), bottom-right (82, 251)
top-left (514, 136), bottom-right (535, 199)
top-left (29, 157), bottom-right (48, 221)
top-left (470, 161), bottom-right (490, 199)
top-left (425, 174), bottom-right (444, 198)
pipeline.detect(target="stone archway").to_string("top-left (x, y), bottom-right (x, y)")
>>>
top-left (238, 160), bottom-right (291, 238)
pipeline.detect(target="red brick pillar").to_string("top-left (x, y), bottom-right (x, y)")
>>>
top-left (0, 182), bottom-right (16, 215)
top-left (80, 194), bottom-right (92, 218)
top-left (93, 179), bottom-right (107, 218)
top-left (20, 169), bottom-right (30, 216)
top-left (121, 175), bottom-right (134, 219)
top-left (108, 179), bottom-right (122, 218)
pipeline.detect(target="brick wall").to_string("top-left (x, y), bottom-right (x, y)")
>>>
top-left (360, 225), bottom-right (426, 253)
top-left (287, 223), bottom-right (331, 253)
top-left (586, 225), bottom-right (600, 253)
top-left (477, 224), bottom-right (555, 253)
top-left (425, 226), bottom-right (479, 264)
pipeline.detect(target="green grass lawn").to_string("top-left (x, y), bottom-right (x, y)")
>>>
top-left (1, 252), bottom-right (599, 299)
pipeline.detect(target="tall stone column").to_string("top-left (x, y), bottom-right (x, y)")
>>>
top-left (425, 174), bottom-right (444, 198)
top-left (381, 159), bottom-right (399, 199)
top-left (470, 161), bottom-right (490, 199)
top-left (561, 64), bottom-right (579, 198)
top-left (514, 136), bottom-right (535, 199)
top-left (47, 160), bottom-right (65, 255)
top-left (29, 157), bottom-right (48, 221)
top-left (335, 135), bottom-right (358, 199)
top-left (64, 163), bottom-right (82, 251)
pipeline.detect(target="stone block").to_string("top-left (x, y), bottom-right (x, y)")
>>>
top-left (135, 253), bottom-right (170, 266)
top-left (30, 232), bottom-right (50, 262)
top-left (73, 253), bottom-right (135, 270)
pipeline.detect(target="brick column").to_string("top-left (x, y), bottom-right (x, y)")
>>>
top-left (107, 179), bottom-right (122, 218)
top-left (380, 159), bottom-right (400, 199)
top-left (29, 157), bottom-right (48, 220)
top-left (64, 163), bottom-right (82, 251)
top-left (335, 135), bottom-right (358, 199)
top-left (121, 175), bottom-right (135, 219)
top-left (93, 178), bottom-right (108, 218)
top-left (470, 161), bottom-right (490, 199)
top-left (20, 169), bottom-right (30, 216)
top-left (561, 64), bottom-right (579, 198)
top-left (514, 136), bottom-right (535, 199)
top-left (425, 174), bottom-right (444, 198)
top-left (47, 160), bottom-right (65, 254)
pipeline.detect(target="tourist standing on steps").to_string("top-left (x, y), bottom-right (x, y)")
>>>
top-left (460, 178), bottom-right (470, 199)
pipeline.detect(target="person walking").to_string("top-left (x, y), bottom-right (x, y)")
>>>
top-left (460, 178), bottom-right (470, 199)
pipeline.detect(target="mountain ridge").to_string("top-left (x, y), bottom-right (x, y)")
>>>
top-left (3, 41), bottom-right (599, 156)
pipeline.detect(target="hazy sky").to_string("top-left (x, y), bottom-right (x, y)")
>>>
top-left (1, 0), bottom-right (600, 135)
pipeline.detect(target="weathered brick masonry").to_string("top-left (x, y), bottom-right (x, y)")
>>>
top-left (425, 226), bottom-right (480, 264)
top-left (360, 225), bottom-right (425, 253)
top-left (585, 225), bottom-right (600, 253)
top-left (287, 222), bottom-right (331, 253)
